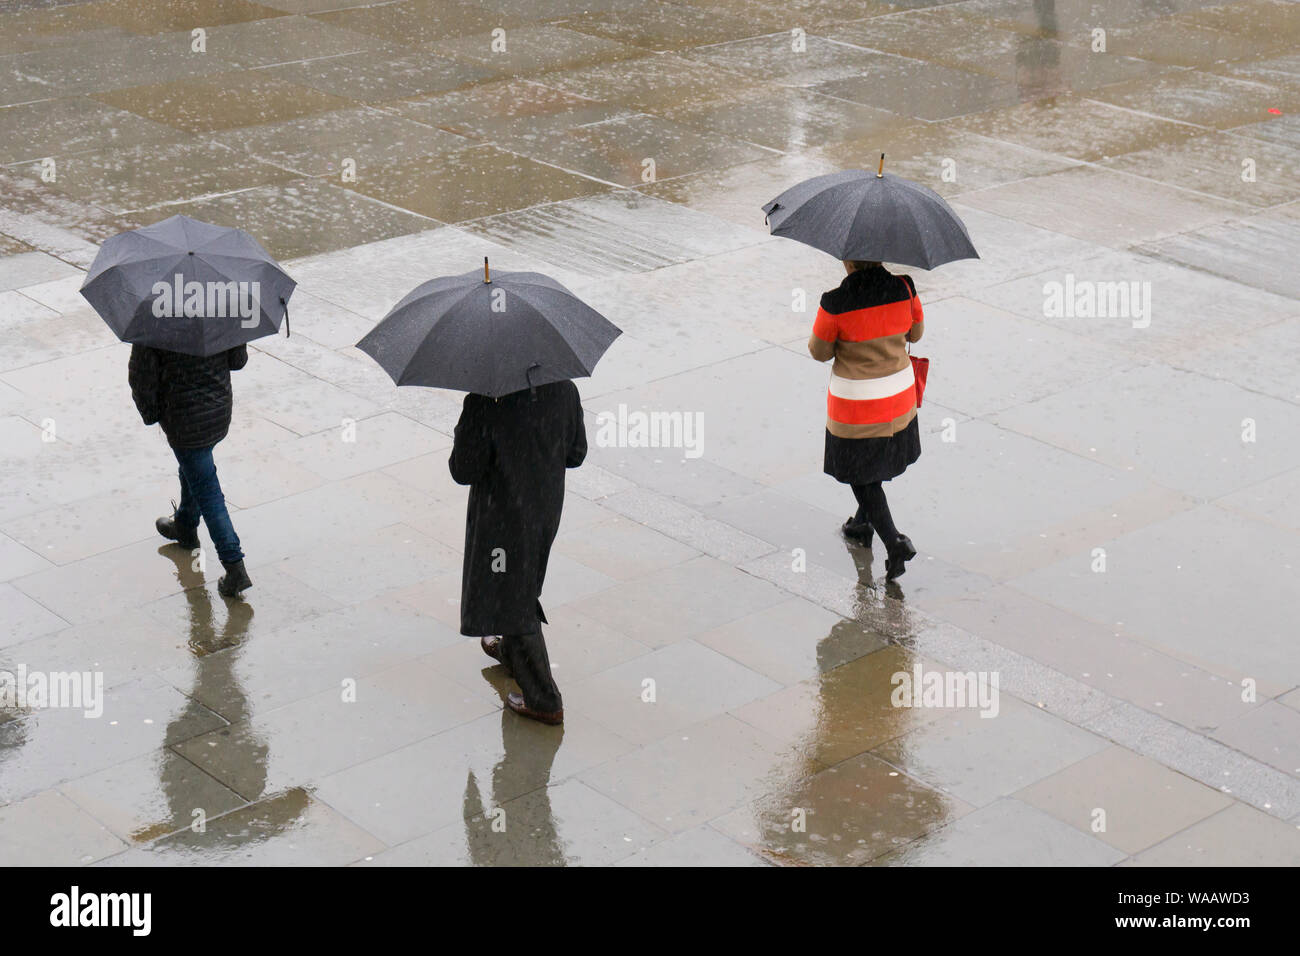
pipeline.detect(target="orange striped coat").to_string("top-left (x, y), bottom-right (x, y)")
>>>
top-left (808, 267), bottom-right (924, 439)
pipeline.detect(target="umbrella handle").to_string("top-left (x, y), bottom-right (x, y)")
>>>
top-left (281, 297), bottom-right (290, 338)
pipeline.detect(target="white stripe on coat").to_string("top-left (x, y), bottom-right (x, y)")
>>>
top-left (828, 363), bottom-right (914, 401)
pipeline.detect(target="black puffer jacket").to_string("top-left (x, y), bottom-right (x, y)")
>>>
top-left (128, 344), bottom-right (248, 449)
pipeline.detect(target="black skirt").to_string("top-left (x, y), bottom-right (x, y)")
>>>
top-left (824, 415), bottom-right (921, 484)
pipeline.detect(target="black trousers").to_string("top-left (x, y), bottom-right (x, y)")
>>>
top-left (501, 628), bottom-right (562, 712)
top-left (851, 481), bottom-right (901, 547)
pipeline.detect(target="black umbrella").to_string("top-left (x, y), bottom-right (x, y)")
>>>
top-left (357, 259), bottom-right (621, 398)
top-left (80, 214), bottom-right (295, 356)
top-left (761, 156), bottom-right (979, 269)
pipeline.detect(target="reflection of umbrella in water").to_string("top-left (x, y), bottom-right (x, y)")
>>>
top-left (762, 156), bottom-right (979, 270)
top-left (80, 214), bottom-right (295, 357)
top-left (356, 258), bottom-right (620, 398)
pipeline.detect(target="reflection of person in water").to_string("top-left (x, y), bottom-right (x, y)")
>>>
top-left (131, 548), bottom-right (280, 844)
top-left (1014, 0), bottom-right (1063, 100)
top-left (462, 710), bottom-right (565, 866)
top-left (742, 544), bottom-right (936, 865)
top-left (0, 707), bottom-right (31, 784)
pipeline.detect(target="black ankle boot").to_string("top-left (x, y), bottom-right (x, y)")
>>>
top-left (156, 514), bottom-right (199, 550)
top-left (842, 516), bottom-right (874, 547)
top-left (218, 560), bottom-right (252, 597)
top-left (885, 535), bottom-right (917, 581)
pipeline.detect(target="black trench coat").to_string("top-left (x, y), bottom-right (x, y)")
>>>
top-left (449, 380), bottom-right (587, 636)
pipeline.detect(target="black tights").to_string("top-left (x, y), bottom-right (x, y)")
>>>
top-left (851, 482), bottom-right (901, 547)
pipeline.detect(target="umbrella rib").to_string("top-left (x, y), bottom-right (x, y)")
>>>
top-left (393, 282), bottom-right (484, 387)
top-left (112, 251), bottom-right (192, 302)
top-left (504, 284), bottom-right (605, 375)
top-left (775, 170), bottom-right (866, 208)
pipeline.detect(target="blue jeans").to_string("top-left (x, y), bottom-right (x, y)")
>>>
top-left (173, 445), bottom-right (243, 564)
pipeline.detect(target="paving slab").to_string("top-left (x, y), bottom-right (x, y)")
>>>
top-left (871, 797), bottom-right (1126, 866)
top-left (1, 0), bottom-right (1297, 868)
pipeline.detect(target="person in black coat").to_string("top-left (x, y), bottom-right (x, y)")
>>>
top-left (449, 379), bottom-right (587, 725)
top-left (128, 344), bottom-right (252, 596)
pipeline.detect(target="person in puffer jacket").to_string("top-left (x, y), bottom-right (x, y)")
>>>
top-left (128, 343), bottom-right (252, 596)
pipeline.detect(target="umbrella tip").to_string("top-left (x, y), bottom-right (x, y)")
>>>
top-left (877, 153), bottom-right (885, 178)
top-left (484, 256), bottom-right (490, 284)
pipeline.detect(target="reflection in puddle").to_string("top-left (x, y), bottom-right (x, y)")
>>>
top-left (132, 549), bottom-right (282, 846)
top-left (1015, 0), bottom-right (1063, 101)
top-left (729, 539), bottom-right (965, 865)
top-left (462, 708), bottom-right (566, 866)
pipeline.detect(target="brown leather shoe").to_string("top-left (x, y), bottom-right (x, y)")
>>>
top-left (506, 692), bottom-right (563, 725)
top-left (480, 635), bottom-right (503, 662)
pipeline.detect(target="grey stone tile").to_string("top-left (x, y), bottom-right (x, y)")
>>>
top-left (59, 750), bottom-right (247, 844)
top-left (1011, 506), bottom-right (1300, 692)
top-left (614, 824), bottom-right (768, 866)
top-left (315, 708), bottom-right (635, 846)
top-left (929, 585), bottom-right (1260, 733)
top-left (871, 797), bottom-right (1125, 866)
top-left (0, 789), bottom-right (127, 865)
top-left (100, 787), bottom-right (386, 865)
top-left (563, 639), bottom-right (781, 744)
top-left (957, 165), bottom-right (1246, 248)
top-left (0, 676), bottom-right (228, 804)
top-left (1128, 802), bottom-right (1300, 865)
top-left (871, 695), bottom-right (1111, 807)
top-left (171, 658), bottom-right (495, 800)
top-left (565, 555), bottom-right (787, 648)
top-left (358, 779), bottom-right (666, 866)
top-left (696, 596), bottom-right (882, 686)
top-left (580, 713), bottom-right (800, 833)
top-left (1139, 206), bottom-right (1300, 299)
top-left (1210, 701), bottom-right (1300, 779)
top-left (1015, 745), bottom-right (1233, 854)
top-left (992, 365), bottom-right (1300, 500)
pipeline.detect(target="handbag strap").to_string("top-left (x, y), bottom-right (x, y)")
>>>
top-left (898, 276), bottom-right (914, 355)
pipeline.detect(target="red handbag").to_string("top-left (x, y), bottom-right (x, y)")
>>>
top-left (900, 277), bottom-right (928, 408)
top-left (910, 350), bottom-right (929, 408)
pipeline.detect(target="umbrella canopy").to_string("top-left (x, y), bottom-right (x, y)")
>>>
top-left (357, 261), bottom-right (621, 399)
top-left (80, 214), bottom-right (295, 357)
top-left (761, 166), bottom-right (979, 270)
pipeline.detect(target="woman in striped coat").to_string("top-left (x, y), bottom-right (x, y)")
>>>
top-left (809, 260), bottom-right (923, 580)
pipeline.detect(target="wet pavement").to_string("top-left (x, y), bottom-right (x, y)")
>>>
top-left (1, 0), bottom-right (1299, 866)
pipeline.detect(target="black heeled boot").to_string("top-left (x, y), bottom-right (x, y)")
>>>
top-left (842, 516), bottom-right (874, 547)
top-left (885, 535), bottom-right (917, 581)
top-left (218, 560), bottom-right (252, 597)
top-left (156, 513), bottom-right (199, 550)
